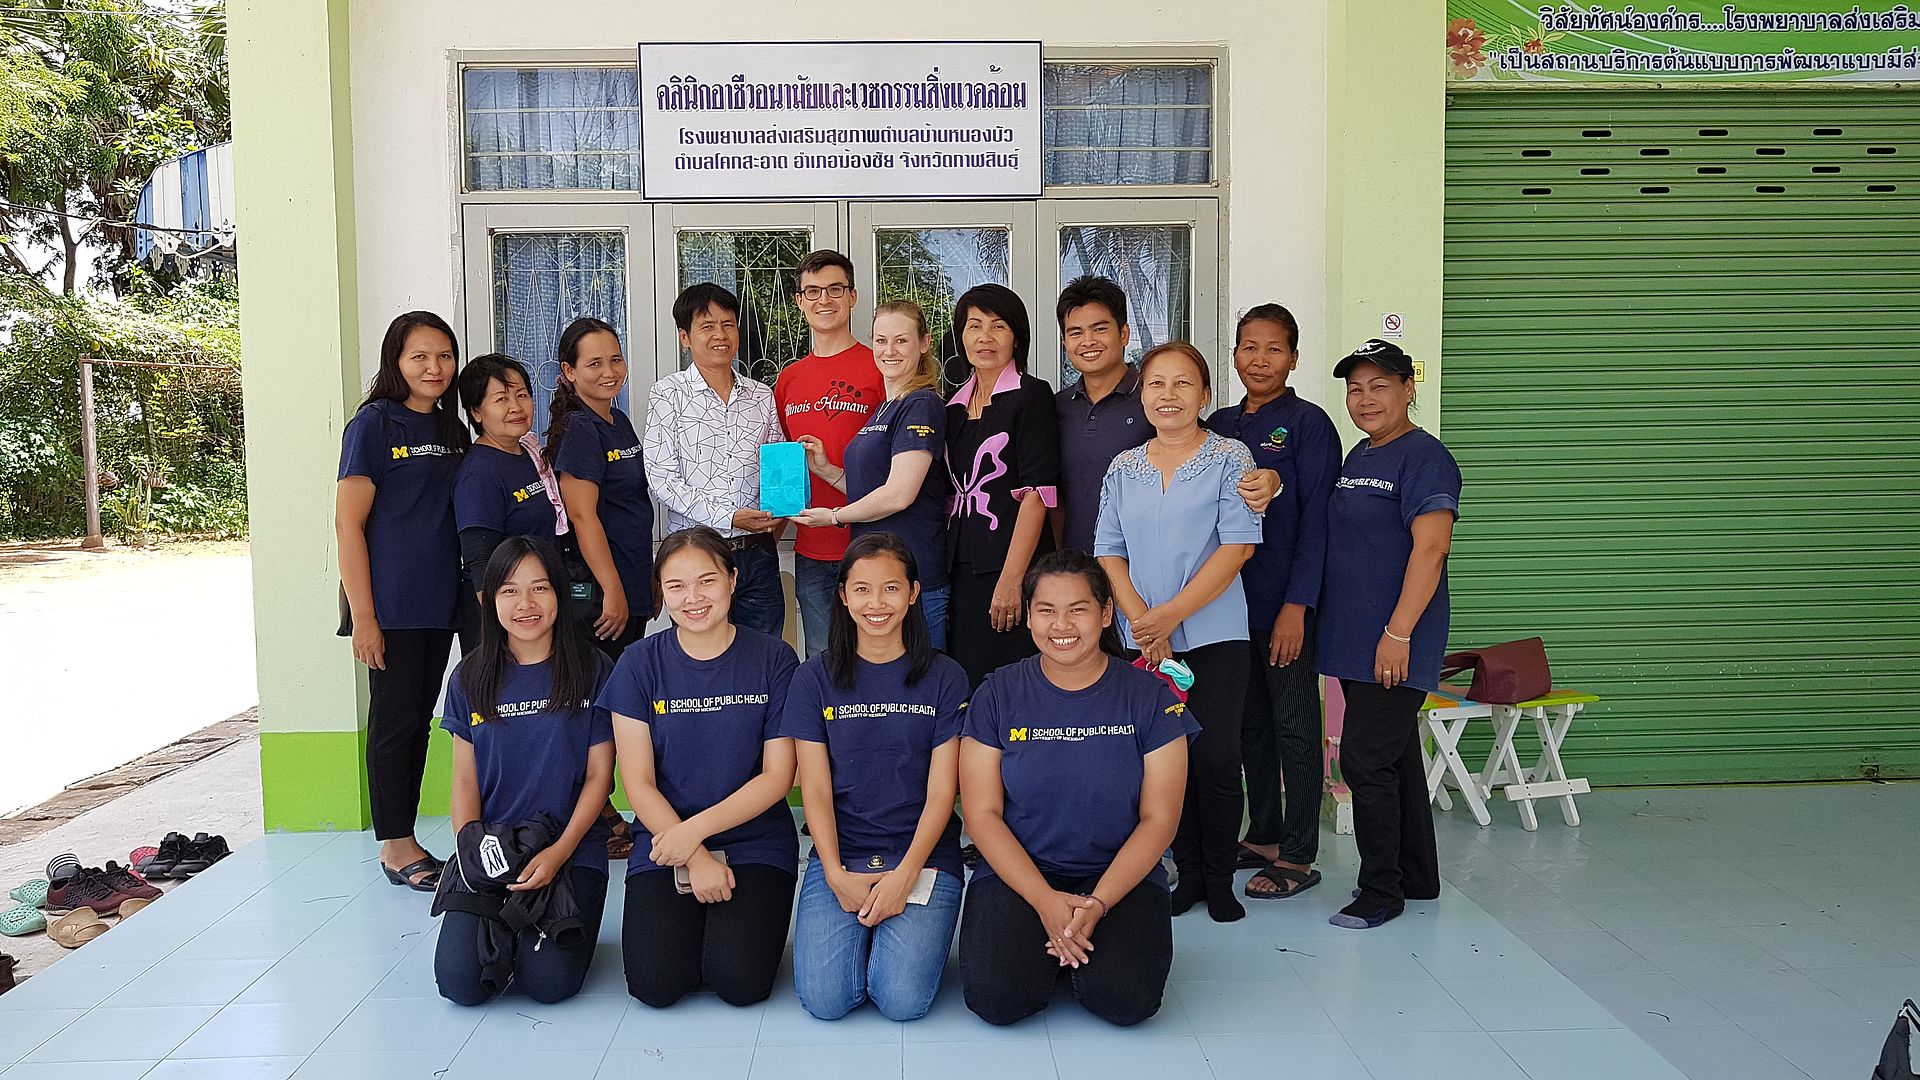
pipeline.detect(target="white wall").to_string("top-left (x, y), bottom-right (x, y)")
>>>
top-left (346, 0), bottom-right (1333, 409)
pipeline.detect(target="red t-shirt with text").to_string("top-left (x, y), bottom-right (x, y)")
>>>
top-left (774, 343), bottom-right (882, 561)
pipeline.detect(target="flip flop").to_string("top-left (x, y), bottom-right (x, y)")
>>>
top-left (116, 897), bottom-right (153, 919)
top-left (0, 905), bottom-right (46, 937)
top-left (8, 880), bottom-right (48, 908)
top-left (381, 857), bottom-right (441, 892)
top-left (128, 846), bottom-right (160, 873)
top-left (48, 908), bottom-right (108, 948)
top-left (603, 811), bottom-right (634, 860)
top-left (1244, 864), bottom-right (1322, 900)
top-left (1235, 845), bottom-right (1272, 871)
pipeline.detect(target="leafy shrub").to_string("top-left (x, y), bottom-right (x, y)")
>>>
top-left (0, 273), bottom-right (245, 541)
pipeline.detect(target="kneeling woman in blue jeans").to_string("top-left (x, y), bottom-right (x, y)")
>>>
top-left (958, 550), bottom-right (1196, 1027)
top-left (782, 532), bottom-right (970, 1020)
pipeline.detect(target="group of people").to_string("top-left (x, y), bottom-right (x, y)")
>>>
top-left (333, 249), bottom-right (1462, 1025)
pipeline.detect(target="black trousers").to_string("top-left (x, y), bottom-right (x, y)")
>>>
top-left (1242, 616), bottom-right (1324, 864)
top-left (622, 863), bottom-right (797, 1008)
top-left (948, 566), bottom-right (1038, 688)
top-left (1339, 679), bottom-right (1440, 910)
top-left (366, 627), bottom-right (459, 841)
top-left (588, 616), bottom-right (646, 664)
top-left (1167, 640), bottom-right (1250, 889)
top-left (434, 865), bottom-right (608, 1005)
top-left (958, 871), bottom-right (1172, 1027)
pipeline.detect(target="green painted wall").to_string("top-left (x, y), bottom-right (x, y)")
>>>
top-left (1327, 0), bottom-right (1448, 443)
top-left (231, 0), bottom-right (371, 831)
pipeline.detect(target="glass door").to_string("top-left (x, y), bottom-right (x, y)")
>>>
top-left (1036, 199), bottom-right (1220, 387)
top-left (651, 202), bottom-right (839, 387)
top-left (459, 202), bottom-right (650, 432)
top-left (848, 202), bottom-right (1037, 390)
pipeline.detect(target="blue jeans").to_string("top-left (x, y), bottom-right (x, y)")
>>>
top-left (795, 555), bottom-right (837, 660)
top-left (792, 856), bottom-right (961, 1021)
top-left (730, 543), bottom-right (784, 639)
top-left (921, 585), bottom-right (949, 652)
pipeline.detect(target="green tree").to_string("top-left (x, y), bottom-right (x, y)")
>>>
top-left (0, 0), bottom-right (228, 294)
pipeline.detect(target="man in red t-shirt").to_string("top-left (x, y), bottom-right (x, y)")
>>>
top-left (773, 249), bottom-right (882, 658)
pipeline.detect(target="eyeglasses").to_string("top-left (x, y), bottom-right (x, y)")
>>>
top-left (798, 284), bottom-right (851, 301)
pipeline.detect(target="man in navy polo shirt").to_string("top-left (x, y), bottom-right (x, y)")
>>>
top-left (1052, 276), bottom-right (1148, 555)
top-left (1052, 276), bottom-right (1281, 555)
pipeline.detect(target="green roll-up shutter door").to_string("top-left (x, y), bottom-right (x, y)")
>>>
top-left (1442, 90), bottom-right (1920, 785)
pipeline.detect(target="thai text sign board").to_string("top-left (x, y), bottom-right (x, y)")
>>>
top-left (1445, 2), bottom-right (1920, 81)
top-left (639, 41), bottom-right (1043, 200)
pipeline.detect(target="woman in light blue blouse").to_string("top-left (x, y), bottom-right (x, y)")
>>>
top-left (1095, 342), bottom-right (1262, 923)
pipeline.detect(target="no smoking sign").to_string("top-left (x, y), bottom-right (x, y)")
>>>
top-left (1381, 313), bottom-right (1404, 339)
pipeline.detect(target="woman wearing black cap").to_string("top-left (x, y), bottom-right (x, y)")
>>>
top-left (1318, 340), bottom-right (1461, 930)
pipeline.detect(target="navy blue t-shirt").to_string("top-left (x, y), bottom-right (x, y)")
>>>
top-left (843, 389), bottom-right (951, 591)
top-left (551, 405), bottom-right (653, 607)
top-left (596, 628), bottom-right (800, 877)
top-left (1319, 429), bottom-right (1462, 694)
top-left (337, 399), bottom-right (463, 630)
top-left (442, 653), bottom-right (616, 874)
top-left (961, 656), bottom-right (1198, 888)
top-left (779, 653), bottom-right (969, 879)
top-left (454, 444), bottom-right (560, 545)
top-left (1206, 389), bottom-right (1342, 631)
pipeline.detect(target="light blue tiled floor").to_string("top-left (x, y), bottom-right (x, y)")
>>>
top-left (2, 783), bottom-right (1912, 1079)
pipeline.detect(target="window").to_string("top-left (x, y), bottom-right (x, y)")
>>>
top-left (1042, 63), bottom-right (1214, 187)
top-left (464, 67), bottom-right (641, 191)
top-left (491, 231), bottom-right (630, 423)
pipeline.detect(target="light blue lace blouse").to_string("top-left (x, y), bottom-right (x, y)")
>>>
top-left (1093, 431), bottom-right (1264, 652)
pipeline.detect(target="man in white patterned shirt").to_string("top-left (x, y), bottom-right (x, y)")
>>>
top-left (644, 283), bottom-right (787, 636)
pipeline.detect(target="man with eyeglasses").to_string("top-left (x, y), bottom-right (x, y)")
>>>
top-left (773, 249), bottom-right (882, 659)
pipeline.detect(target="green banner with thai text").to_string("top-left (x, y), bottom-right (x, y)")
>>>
top-left (1446, 2), bottom-right (1920, 81)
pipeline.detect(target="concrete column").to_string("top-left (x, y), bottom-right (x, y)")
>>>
top-left (1326, 0), bottom-right (1448, 438)
top-left (230, 0), bottom-right (370, 830)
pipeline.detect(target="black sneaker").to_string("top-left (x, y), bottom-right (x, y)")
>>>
top-left (0, 951), bottom-right (16, 996)
top-left (46, 867), bottom-right (123, 915)
top-left (170, 834), bottom-right (231, 878)
top-left (101, 862), bottom-right (162, 901)
top-left (137, 833), bottom-right (187, 881)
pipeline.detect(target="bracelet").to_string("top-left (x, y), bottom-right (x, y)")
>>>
top-left (1081, 893), bottom-right (1110, 916)
top-left (1383, 626), bottom-right (1411, 643)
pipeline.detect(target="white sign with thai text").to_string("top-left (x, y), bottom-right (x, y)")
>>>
top-left (638, 41), bottom-right (1043, 200)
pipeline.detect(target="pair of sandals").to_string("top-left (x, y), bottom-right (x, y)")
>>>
top-left (1238, 844), bottom-right (1322, 900)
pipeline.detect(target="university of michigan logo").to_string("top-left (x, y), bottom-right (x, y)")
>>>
top-left (469, 711), bottom-right (484, 727)
top-left (1007, 727), bottom-right (1028, 742)
top-left (652, 700), bottom-right (667, 715)
top-left (390, 446), bottom-right (410, 460)
top-left (822, 706), bottom-right (835, 721)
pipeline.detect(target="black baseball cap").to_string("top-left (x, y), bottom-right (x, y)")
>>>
top-left (1333, 339), bottom-right (1415, 379)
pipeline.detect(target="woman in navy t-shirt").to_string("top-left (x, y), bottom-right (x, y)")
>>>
top-left (958, 550), bottom-right (1196, 1028)
top-left (795, 301), bottom-right (954, 650)
top-left (548, 317), bottom-right (653, 660)
top-left (1318, 340), bottom-right (1461, 931)
top-left (336, 311), bottom-right (470, 891)
top-left (434, 537), bottom-right (615, 1006)
top-left (781, 533), bottom-right (969, 1021)
top-left (599, 527), bottom-right (800, 1008)
top-left (453, 354), bottom-right (564, 597)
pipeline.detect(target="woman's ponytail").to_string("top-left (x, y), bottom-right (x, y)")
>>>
top-left (544, 316), bottom-right (620, 463)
